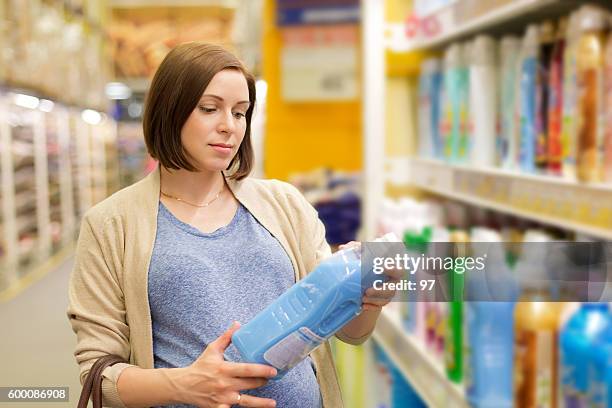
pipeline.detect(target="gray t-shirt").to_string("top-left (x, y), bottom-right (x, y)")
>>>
top-left (148, 202), bottom-right (322, 408)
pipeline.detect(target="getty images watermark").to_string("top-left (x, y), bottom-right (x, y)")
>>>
top-left (361, 241), bottom-right (612, 302)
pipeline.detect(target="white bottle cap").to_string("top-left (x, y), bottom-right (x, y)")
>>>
top-left (578, 5), bottom-right (609, 32)
top-left (470, 35), bottom-right (497, 65)
top-left (444, 43), bottom-right (463, 69)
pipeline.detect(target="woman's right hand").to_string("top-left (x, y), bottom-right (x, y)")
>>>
top-left (176, 322), bottom-right (277, 408)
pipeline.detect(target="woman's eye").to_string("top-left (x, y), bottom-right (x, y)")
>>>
top-left (199, 106), bottom-right (216, 113)
top-left (233, 112), bottom-right (246, 119)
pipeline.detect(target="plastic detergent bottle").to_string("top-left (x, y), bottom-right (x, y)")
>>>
top-left (604, 33), bottom-right (612, 183)
top-left (547, 18), bottom-right (567, 176)
top-left (519, 25), bottom-right (540, 173)
top-left (588, 323), bottom-right (612, 407)
top-left (560, 303), bottom-right (612, 407)
top-left (464, 228), bottom-right (516, 408)
top-left (469, 35), bottom-right (497, 168)
top-left (536, 21), bottom-right (556, 172)
top-left (402, 227), bottom-right (431, 343)
top-left (442, 43), bottom-right (471, 163)
top-left (562, 11), bottom-right (581, 180)
top-left (576, 5), bottom-right (607, 183)
top-left (445, 230), bottom-right (468, 383)
top-left (513, 230), bottom-right (563, 408)
top-left (425, 227), bottom-right (450, 362)
top-left (230, 233), bottom-right (397, 379)
top-left (418, 59), bottom-right (443, 159)
top-left (499, 36), bottom-right (521, 169)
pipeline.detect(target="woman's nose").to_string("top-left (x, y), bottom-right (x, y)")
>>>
top-left (217, 110), bottom-right (236, 134)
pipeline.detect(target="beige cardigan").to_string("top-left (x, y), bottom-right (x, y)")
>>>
top-left (68, 167), bottom-right (370, 408)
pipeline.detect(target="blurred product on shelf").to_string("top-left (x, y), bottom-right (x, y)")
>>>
top-left (109, 8), bottom-right (235, 78)
top-left (560, 303), bottom-right (612, 407)
top-left (373, 343), bottom-right (426, 408)
top-left (468, 35), bottom-right (496, 168)
top-left (575, 5), bottom-right (607, 183)
top-left (0, 91), bottom-right (117, 291)
top-left (290, 169), bottom-right (360, 246)
top-left (0, 0), bottom-right (110, 109)
top-left (416, 5), bottom-right (612, 184)
top-left (519, 24), bottom-right (540, 174)
top-left (375, 194), bottom-right (612, 407)
top-left (116, 122), bottom-right (156, 188)
top-left (498, 36), bottom-right (521, 169)
top-left (441, 43), bottom-right (470, 163)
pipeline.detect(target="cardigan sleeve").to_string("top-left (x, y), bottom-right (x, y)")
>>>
top-left (67, 213), bottom-right (133, 408)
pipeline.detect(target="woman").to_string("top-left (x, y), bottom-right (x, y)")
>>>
top-left (68, 42), bottom-right (396, 408)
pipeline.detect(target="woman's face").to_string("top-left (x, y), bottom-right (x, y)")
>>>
top-left (181, 69), bottom-right (250, 172)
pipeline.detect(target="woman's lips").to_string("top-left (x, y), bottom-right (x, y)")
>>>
top-left (209, 143), bottom-right (233, 154)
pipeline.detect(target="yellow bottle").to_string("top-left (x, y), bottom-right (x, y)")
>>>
top-left (576, 6), bottom-right (608, 182)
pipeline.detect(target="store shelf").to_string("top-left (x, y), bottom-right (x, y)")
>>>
top-left (372, 307), bottom-right (469, 408)
top-left (406, 158), bottom-right (612, 240)
top-left (385, 0), bottom-right (577, 53)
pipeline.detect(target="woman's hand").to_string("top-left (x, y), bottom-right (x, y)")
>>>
top-left (339, 241), bottom-right (402, 312)
top-left (176, 322), bottom-right (277, 408)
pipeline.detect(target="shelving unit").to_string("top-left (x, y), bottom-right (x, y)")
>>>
top-left (372, 307), bottom-right (469, 408)
top-left (407, 158), bottom-right (612, 239)
top-left (363, 0), bottom-right (612, 407)
top-left (0, 92), bottom-right (118, 296)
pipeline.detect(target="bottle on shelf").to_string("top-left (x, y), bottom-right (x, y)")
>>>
top-left (442, 43), bottom-right (470, 164)
top-left (536, 21), bottom-right (556, 172)
top-left (547, 18), bottom-right (567, 176)
top-left (498, 35), bottom-right (521, 170)
top-left (562, 11), bottom-right (581, 180)
top-left (519, 25), bottom-right (540, 174)
top-left (513, 230), bottom-right (563, 408)
top-left (469, 35), bottom-right (497, 168)
top-left (418, 58), bottom-right (443, 160)
top-left (464, 227), bottom-right (515, 408)
top-left (576, 5), bottom-right (608, 183)
top-left (560, 303), bottom-right (612, 407)
top-left (445, 230), bottom-right (469, 383)
top-left (589, 323), bottom-right (612, 407)
top-left (604, 32), bottom-right (612, 183)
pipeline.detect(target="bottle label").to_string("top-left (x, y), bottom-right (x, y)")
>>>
top-left (514, 329), bottom-right (558, 407)
top-left (263, 327), bottom-right (325, 370)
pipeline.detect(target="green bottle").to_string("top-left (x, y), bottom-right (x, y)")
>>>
top-left (445, 231), bottom-right (468, 383)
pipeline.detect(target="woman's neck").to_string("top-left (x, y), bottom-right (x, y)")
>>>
top-left (159, 166), bottom-right (226, 204)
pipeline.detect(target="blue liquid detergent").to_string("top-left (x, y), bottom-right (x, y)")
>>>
top-left (589, 324), bottom-right (612, 408)
top-left (231, 234), bottom-right (397, 379)
top-left (465, 302), bottom-right (515, 408)
top-left (560, 303), bottom-right (612, 407)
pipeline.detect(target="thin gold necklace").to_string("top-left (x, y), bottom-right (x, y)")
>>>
top-left (160, 188), bottom-right (223, 208)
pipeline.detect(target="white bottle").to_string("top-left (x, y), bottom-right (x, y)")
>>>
top-left (469, 35), bottom-right (497, 167)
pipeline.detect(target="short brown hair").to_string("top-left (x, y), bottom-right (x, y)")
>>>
top-left (143, 42), bottom-right (255, 180)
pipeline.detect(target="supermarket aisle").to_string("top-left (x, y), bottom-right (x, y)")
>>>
top-left (0, 258), bottom-right (81, 406)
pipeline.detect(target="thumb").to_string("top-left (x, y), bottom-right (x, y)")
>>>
top-left (209, 321), bottom-right (241, 353)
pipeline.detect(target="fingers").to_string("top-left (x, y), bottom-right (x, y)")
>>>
top-left (209, 321), bottom-right (241, 353)
top-left (364, 287), bottom-right (396, 301)
top-left (226, 377), bottom-right (270, 391)
top-left (236, 393), bottom-right (276, 407)
top-left (222, 362), bottom-right (277, 378)
top-left (339, 241), bottom-right (361, 250)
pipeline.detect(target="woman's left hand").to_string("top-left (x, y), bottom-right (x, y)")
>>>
top-left (339, 241), bottom-right (403, 312)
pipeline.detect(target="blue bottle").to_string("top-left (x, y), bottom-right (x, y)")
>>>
top-left (519, 25), bottom-right (539, 173)
top-left (231, 234), bottom-right (398, 379)
top-left (560, 303), bottom-right (612, 407)
top-left (589, 324), bottom-right (612, 408)
top-left (464, 302), bottom-right (515, 408)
